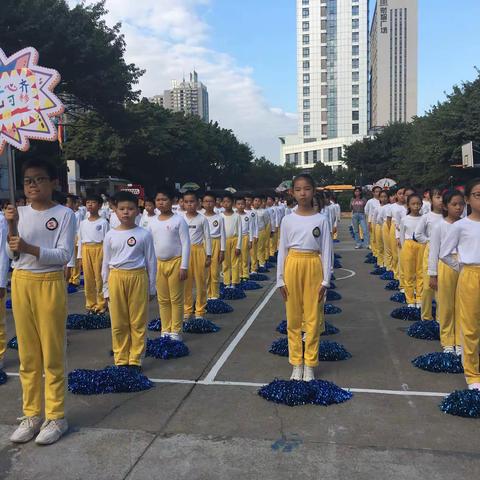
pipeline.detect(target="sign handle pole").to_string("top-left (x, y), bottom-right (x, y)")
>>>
top-left (6, 145), bottom-right (19, 248)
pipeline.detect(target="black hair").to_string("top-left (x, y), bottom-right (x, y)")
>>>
top-left (85, 193), bottom-right (103, 204)
top-left (222, 192), bottom-right (234, 201)
top-left (406, 193), bottom-right (422, 215)
top-left (441, 189), bottom-right (464, 218)
top-left (379, 190), bottom-right (389, 205)
top-left (371, 186), bottom-right (382, 193)
top-left (66, 194), bottom-right (78, 202)
top-left (183, 190), bottom-right (198, 200)
top-left (114, 190), bottom-right (138, 206)
top-left (22, 159), bottom-right (58, 180)
top-left (430, 187), bottom-right (443, 197)
top-left (465, 178), bottom-right (480, 197)
top-left (253, 193), bottom-right (265, 201)
top-left (53, 190), bottom-right (66, 205)
top-left (244, 192), bottom-right (254, 199)
top-left (144, 197), bottom-right (155, 204)
top-left (155, 186), bottom-right (175, 200)
top-left (293, 173), bottom-right (316, 190)
top-left (235, 196), bottom-right (246, 203)
top-left (202, 192), bottom-right (216, 201)
top-left (353, 186), bottom-right (363, 197)
top-left (286, 196), bottom-right (295, 206)
top-left (315, 191), bottom-right (326, 211)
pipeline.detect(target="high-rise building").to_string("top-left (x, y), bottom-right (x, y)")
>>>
top-left (149, 71), bottom-right (209, 122)
top-left (370, 0), bottom-right (418, 129)
top-left (280, 0), bottom-right (369, 169)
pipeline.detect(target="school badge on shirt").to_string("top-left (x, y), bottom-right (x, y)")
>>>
top-left (127, 236), bottom-right (136, 247)
top-left (96, 225), bottom-right (102, 231)
top-left (213, 220), bottom-right (219, 227)
top-left (244, 217), bottom-right (249, 222)
top-left (312, 227), bottom-right (321, 238)
top-left (46, 217), bottom-right (59, 231)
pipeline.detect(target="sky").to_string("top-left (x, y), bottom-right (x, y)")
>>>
top-left (71, 0), bottom-right (480, 164)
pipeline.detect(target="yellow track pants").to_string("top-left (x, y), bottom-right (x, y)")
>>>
top-left (421, 243), bottom-right (436, 320)
top-left (223, 237), bottom-right (240, 286)
top-left (437, 261), bottom-right (460, 348)
top-left (382, 223), bottom-right (392, 272)
top-left (207, 237), bottom-right (222, 299)
top-left (375, 224), bottom-right (384, 267)
top-left (157, 257), bottom-right (184, 334)
top-left (240, 234), bottom-right (250, 280)
top-left (82, 243), bottom-right (106, 313)
top-left (257, 228), bottom-right (268, 267)
top-left (400, 240), bottom-right (425, 305)
top-left (184, 244), bottom-right (207, 318)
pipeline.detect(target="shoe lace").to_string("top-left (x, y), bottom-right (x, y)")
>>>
top-left (16, 416), bottom-right (35, 427)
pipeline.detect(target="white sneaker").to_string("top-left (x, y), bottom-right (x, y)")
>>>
top-left (468, 383), bottom-right (480, 391)
top-left (400, 288), bottom-right (405, 293)
top-left (10, 416), bottom-right (43, 443)
top-left (209, 297), bottom-right (218, 300)
top-left (407, 304), bottom-right (416, 308)
top-left (415, 303), bottom-right (421, 309)
top-left (455, 345), bottom-right (463, 357)
top-left (160, 332), bottom-right (170, 338)
top-left (290, 365), bottom-right (303, 381)
top-left (443, 346), bottom-right (455, 354)
top-left (303, 366), bottom-right (315, 382)
top-left (35, 418), bottom-right (68, 445)
top-left (170, 332), bottom-right (183, 342)
top-left (354, 245), bottom-right (360, 249)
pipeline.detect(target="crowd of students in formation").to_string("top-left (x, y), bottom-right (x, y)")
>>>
top-left (0, 157), bottom-right (478, 446)
top-left (350, 181), bottom-right (480, 394)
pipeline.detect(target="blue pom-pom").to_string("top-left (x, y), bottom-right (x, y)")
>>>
top-left (7, 336), bottom-right (18, 350)
top-left (258, 379), bottom-right (352, 407)
top-left (322, 321), bottom-right (340, 336)
top-left (326, 290), bottom-right (342, 302)
top-left (239, 280), bottom-right (263, 291)
top-left (391, 306), bottom-right (420, 321)
top-left (412, 352), bottom-right (464, 374)
top-left (0, 370), bottom-right (7, 385)
top-left (333, 239), bottom-right (340, 243)
top-left (334, 253), bottom-right (342, 259)
top-left (265, 261), bottom-right (276, 269)
top-left (324, 304), bottom-right (342, 315)
top-left (220, 286), bottom-right (246, 300)
top-left (380, 271), bottom-right (395, 281)
top-left (385, 280), bottom-right (400, 291)
top-left (67, 284), bottom-right (78, 294)
top-left (319, 341), bottom-right (352, 361)
top-left (331, 274), bottom-right (336, 281)
top-left (328, 281), bottom-right (337, 290)
top-left (6, 299), bottom-right (12, 309)
top-left (407, 320), bottom-right (440, 341)
top-left (371, 266), bottom-right (387, 275)
top-left (146, 337), bottom-right (189, 359)
top-left (206, 299), bottom-right (234, 314)
top-left (334, 259), bottom-right (343, 269)
top-left (148, 318), bottom-right (162, 331)
top-left (390, 292), bottom-right (406, 304)
top-left (276, 320), bottom-right (287, 334)
top-left (269, 337), bottom-right (289, 357)
top-left (268, 254), bottom-right (278, 263)
top-left (258, 266), bottom-right (270, 273)
top-left (66, 313), bottom-right (111, 330)
top-left (68, 366), bottom-right (153, 395)
top-left (440, 390), bottom-right (480, 418)
top-left (364, 257), bottom-right (377, 264)
top-left (182, 317), bottom-right (220, 334)
top-left (249, 273), bottom-right (269, 282)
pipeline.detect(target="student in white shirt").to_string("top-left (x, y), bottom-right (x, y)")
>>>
top-left (202, 193), bottom-right (226, 299)
top-left (148, 188), bottom-right (190, 341)
top-left (77, 194), bottom-right (110, 314)
top-left (387, 187), bottom-right (406, 284)
top-left (181, 191), bottom-right (212, 320)
top-left (428, 190), bottom-right (465, 354)
top-left (244, 193), bottom-right (259, 274)
top-left (365, 186), bottom-right (382, 251)
top-left (266, 195), bottom-right (279, 259)
top-left (236, 197), bottom-right (254, 281)
top-left (6, 159), bottom-right (75, 446)
top-left (414, 188), bottom-right (444, 321)
top-left (102, 191), bottom-right (156, 370)
top-left (221, 193), bottom-right (242, 287)
top-left (0, 216), bottom-right (10, 371)
top-left (140, 197), bottom-right (156, 229)
top-left (440, 179), bottom-right (480, 391)
top-left (65, 194), bottom-right (82, 287)
top-left (373, 190), bottom-right (389, 268)
top-left (253, 194), bottom-right (268, 269)
top-left (399, 193), bottom-right (425, 308)
top-left (277, 174), bottom-right (332, 383)
top-left (421, 189), bottom-right (432, 215)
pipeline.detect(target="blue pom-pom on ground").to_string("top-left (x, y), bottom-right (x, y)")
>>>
top-left (391, 306), bottom-right (420, 321)
top-left (249, 273), bottom-right (269, 282)
top-left (390, 292), bottom-right (406, 304)
top-left (328, 281), bottom-right (337, 290)
top-left (269, 337), bottom-right (289, 357)
top-left (407, 320), bottom-right (440, 341)
top-left (334, 259), bottom-right (343, 269)
top-left (333, 239), bottom-right (340, 243)
top-left (275, 320), bottom-right (339, 336)
top-left (334, 253), bottom-right (342, 259)
top-left (183, 317), bottom-right (220, 334)
top-left (206, 299), bottom-right (233, 314)
top-left (0, 370), bottom-right (7, 385)
top-left (68, 366), bottom-right (153, 395)
top-left (265, 261), bottom-right (276, 269)
top-left (66, 313), bottom-right (111, 330)
top-left (331, 274), bottom-right (336, 281)
top-left (380, 271), bottom-right (395, 281)
top-left (258, 379), bottom-right (352, 407)
top-left (319, 341), bottom-right (352, 361)
top-left (326, 290), bottom-right (342, 302)
top-left (7, 336), bottom-right (18, 350)
top-left (220, 286), bottom-right (246, 300)
top-left (258, 266), bottom-right (270, 273)
top-left (67, 284), bottom-right (78, 294)
top-left (412, 352), bottom-right (464, 374)
top-left (385, 280), bottom-right (400, 291)
top-left (146, 337), bottom-right (189, 359)
top-left (371, 266), bottom-right (387, 275)
top-left (239, 280), bottom-right (263, 291)
top-left (148, 318), bottom-right (162, 332)
top-left (6, 299), bottom-right (12, 309)
top-left (440, 390), bottom-right (480, 418)
top-left (324, 304), bottom-right (342, 315)
top-left (276, 320), bottom-right (287, 334)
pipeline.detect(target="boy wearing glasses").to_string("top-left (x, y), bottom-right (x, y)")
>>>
top-left (5, 159), bottom-right (76, 446)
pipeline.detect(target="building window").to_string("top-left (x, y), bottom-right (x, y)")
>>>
top-left (321, 85), bottom-right (328, 95)
top-left (321, 6), bottom-right (327, 16)
top-left (321, 46), bottom-right (327, 56)
top-left (303, 47), bottom-right (310, 57)
top-left (285, 154), bottom-right (291, 164)
top-left (303, 99), bottom-right (310, 109)
top-left (302, 0), bottom-right (309, 4)
top-left (352, 111), bottom-right (359, 121)
top-left (294, 153), bottom-right (299, 165)
top-left (303, 73), bottom-right (310, 83)
top-left (321, 98), bottom-right (327, 108)
top-left (321, 33), bottom-right (327, 43)
top-left (321, 72), bottom-right (327, 83)
top-left (321, 59), bottom-right (327, 69)
top-left (352, 18), bottom-right (359, 29)
top-left (321, 111), bottom-right (327, 121)
top-left (321, 19), bottom-right (327, 30)
top-left (303, 112), bottom-right (310, 122)
top-left (352, 6), bottom-right (359, 16)
top-left (337, 147), bottom-right (343, 160)
top-left (352, 32), bottom-right (359, 43)
top-left (352, 58), bottom-right (359, 69)
top-left (352, 45), bottom-right (359, 56)
top-left (304, 151), bottom-right (309, 164)
top-left (313, 150), bottom-right (318, 163)
top-left (352, 71), bottom-right (359, 82)
top-left (352, 124), bottom-right (359, 134)
top-left (328, 148), bottom-right (334, 162)
top-left (303, 125), bottom-right (310, 136)
top-left (303, 86), bottom-right (310, 96)
top-left (302, 8), bottom-right (309, 18)
top-left (352, 84), bottom-right (359, 95)
top-left (303, 61), bottom-right (310, 69)
top-left (303, 34), bottom-right (310, 44)
top-left (302, 21), bottom-right (309, 31)
top-left (352, 98), bottom-right (359, 108)
top-left (322, 124), bottom-right (328, 136)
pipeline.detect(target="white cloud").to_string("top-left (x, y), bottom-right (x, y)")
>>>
top-left (72, 0), bottom-right (297, 163)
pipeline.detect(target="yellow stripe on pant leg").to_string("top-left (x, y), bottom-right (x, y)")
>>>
top-left (207, 237), bottom-right (221, 299)
top-left (0, 296), bottom-right (6, 363)
top-left (456, 266), bottom-right (480, 385)
top-left (437, 261), bottom-right (459, 348)
top-left (12, 270), bottom-right (67, 420)
top-left (241, 234), bottom-right (250, 280)
top-left (285, 250), bottom-right (323, 368)
top-left (382, 223), bottom-right (392, 272)
top-left (421, 243), bottom-right (435, 320)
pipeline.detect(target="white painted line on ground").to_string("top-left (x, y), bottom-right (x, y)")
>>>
top-left (334, 268), bottom-right (356, 281)
top-left (202, 283), bottom-right (278, 384)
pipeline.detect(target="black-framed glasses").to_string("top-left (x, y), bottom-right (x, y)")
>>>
top-left (23, 176), bottom-right (50, 186)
